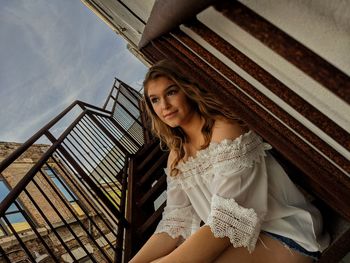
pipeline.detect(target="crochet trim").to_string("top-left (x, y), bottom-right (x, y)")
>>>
top-left (167, 132), bottom-right (271, 190)
top-left (154, 206), bottom-right (194, 239)
top-left (207, 195), bottom-right (261, 253)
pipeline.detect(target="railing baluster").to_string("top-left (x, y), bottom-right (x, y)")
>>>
top-left (15, 201), bottom-right (60, 262)
top-left (98, 117), bottom-right (138, 153)
top-left (115, 101), bottom-right (143, 126)
top-left (59, 143), bottom-right (121, 227)
top-left (119, 90), bottom-right (140, 110)
top-left (65, 136), bottom-right (122, 210)
top-left (80, 117), bottom-right (125, 172)
top-left (77, 124), bottom-right (120, 183)
top-left (51, 155), bottom-right (118, 235)
top-left (0, 81), bottom-right (144, 263)
top-left (116, 157), bottom-right (130, 262)
top-left (23, 188), bottom-right (77, 262)
top-left (33, 176), bottom-right (100, 263)
top-left (88, 112), bottom-right (129, 155)
top-left (40, 169), bottom-right (114, 262)
top-left (68, 130), bottom-right (120, 206)
top-left (72, 126), bottom-right (122, 189)
top-left (103, 78), bottom-right (118, 110)
top-left (99, 114), bottom-right (141, 149)
top-left (54, 150), bottom-right (120, 228)
top-left (61, 140), bottom-right (128, 225)
top-left (79, 119), bottom-right (124, 171)
top-left (2, 216), bottom-right (37, 262)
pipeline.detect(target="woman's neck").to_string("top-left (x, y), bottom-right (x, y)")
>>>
top-left (180, 112), bottom-right (204, 146)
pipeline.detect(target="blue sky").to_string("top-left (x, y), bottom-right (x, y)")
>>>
top-left (0, 1), bottom-right (147, 143)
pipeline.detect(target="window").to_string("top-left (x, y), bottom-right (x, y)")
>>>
top-left (44, 167), bottom-right (84, 216)
top-left (0, 178), bottom-right (31, 236)
top-left (45, 168), bottom-right (76, 202)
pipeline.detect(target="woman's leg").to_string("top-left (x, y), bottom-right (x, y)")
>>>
top-left (150, 256), bottom-right (166, 263)
top-left (213, 233), bottom-right (313, 263)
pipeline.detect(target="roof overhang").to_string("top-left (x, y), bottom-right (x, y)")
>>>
top-left (138, 0), bottom-right (215, 49)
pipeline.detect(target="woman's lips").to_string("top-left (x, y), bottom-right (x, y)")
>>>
top-left (164, 111), bottom-right (177, 119)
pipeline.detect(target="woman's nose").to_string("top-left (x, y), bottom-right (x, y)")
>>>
top-left (160, 98), bottom-right (170, 109)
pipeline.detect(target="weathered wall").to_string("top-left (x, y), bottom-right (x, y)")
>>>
top-left (0, 142), bottom-right (114, 262)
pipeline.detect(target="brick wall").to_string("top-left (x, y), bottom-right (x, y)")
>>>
top-left (0, 142), bottom-right (115, 262)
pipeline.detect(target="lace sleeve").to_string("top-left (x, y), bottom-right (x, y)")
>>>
top-left (154, 169), bottom-right (200, 239)
top-left (155, 206), bottom-right (198, 239)
top-left (207, 132), bottom-right (270, 252)
top-left (207, 195), bottom-right (260, 253)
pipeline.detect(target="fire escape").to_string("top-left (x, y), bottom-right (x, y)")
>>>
top-left (1, 2), bottom-right (350, 259)
top-left (0, 79), bottom-right (167, 262)
top-left (0, 78), bottom-right (350, 262)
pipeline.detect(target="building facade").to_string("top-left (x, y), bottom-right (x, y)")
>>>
top-left (0, 142), bottom-right (114, 262)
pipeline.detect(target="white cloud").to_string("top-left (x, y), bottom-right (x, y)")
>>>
top-left (0, 1), bottom-right (147, 143)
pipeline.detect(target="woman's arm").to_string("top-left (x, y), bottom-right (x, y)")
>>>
top-left (157, 120), bottom-right (266, 262)
top-left (131, 150), bottom-right (196, 263)
top-left (157, 226), bottom-right (231, 263)
top-left (129, 232), bottom-right (181, 263)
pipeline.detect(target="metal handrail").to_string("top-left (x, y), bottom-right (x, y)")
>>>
top-left (0, 82), bottom-right (144, 262)
top-left (0, 100), bottom-right (112, 174)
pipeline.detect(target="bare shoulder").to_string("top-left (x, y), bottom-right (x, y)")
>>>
top-left (211, 117), bottom-right (247, 143)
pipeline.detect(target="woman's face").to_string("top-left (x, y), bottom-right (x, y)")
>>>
top-left (147, 76), bottom-right (195, 128)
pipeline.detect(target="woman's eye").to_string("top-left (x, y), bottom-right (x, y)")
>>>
top-left (167, 90), bottom-right (177, 96)
top-left (150, 98), bottom-right (159, 104)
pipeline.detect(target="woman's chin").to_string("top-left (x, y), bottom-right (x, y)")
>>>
top-left (166, 121), bottom-right (180, 128)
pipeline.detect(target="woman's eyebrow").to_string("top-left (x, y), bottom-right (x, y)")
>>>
top-left (148, 84), bottom-right (177, 98)
top-left (166, 84), bottom-right (177, 90)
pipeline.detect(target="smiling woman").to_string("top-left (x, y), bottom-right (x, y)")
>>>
top-left (142, 60), bottom-right (244, 176)
top-left (147, 77), bottom-right (195, 128)
top-left (129, 60), bottom-right (329, 263)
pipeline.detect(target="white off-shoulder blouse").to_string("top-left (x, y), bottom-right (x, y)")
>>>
top-left (154, 131), bottom-right (329, 253)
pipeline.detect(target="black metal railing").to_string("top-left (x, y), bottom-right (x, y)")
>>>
top-left (104, 78), bottom-right (152, 145)
top-left (0, 81), bottom-right (144, 262)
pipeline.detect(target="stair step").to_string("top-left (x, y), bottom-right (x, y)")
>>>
top-left (137, 145), bottom-right (162, 172)
top-left (135, 139), bottom-right (158, 157)
top-left (138, 153), bottom-right (168, 187)
top-left (137, 175), bottom-right (166, 207)
top-left (138, 202), bottom-right (166, 236)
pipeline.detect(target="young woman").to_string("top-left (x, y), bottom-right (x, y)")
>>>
top-left (130, 60), bottom-right (329, 263)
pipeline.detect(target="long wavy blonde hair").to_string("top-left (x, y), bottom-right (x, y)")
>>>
top-left (143, 60), bottom-right (243, 176)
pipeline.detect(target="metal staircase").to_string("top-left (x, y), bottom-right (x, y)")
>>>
top-left (0, 80), bottom-right (165, 263)
top-left (1, 77), bottom-right (349, 262)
